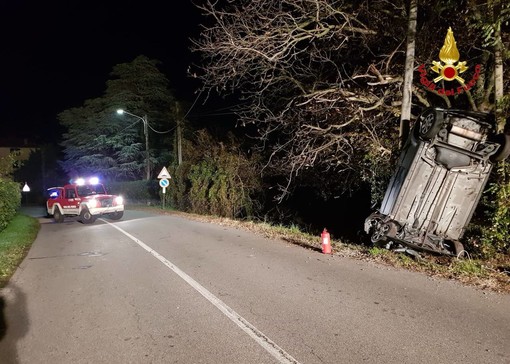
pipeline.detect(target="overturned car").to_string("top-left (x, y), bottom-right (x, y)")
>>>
top-left (365, 107), bottom-right (510, 256)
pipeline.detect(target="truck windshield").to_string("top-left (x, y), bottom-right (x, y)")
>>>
top-left (77, 184), bottom-right (106, 196)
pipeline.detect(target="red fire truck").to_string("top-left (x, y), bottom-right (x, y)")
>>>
top-left (46, 177), bottom-right (124, 224)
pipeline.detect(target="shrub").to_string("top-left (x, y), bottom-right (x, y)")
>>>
top-left (0, 178), bottom-right (21, 232)
top-left (168, 162), bottom-right (193, 211)
top-left (173, 129), bottom-right (262, 219)
top-left (480, 163), bottom-right (510, 256)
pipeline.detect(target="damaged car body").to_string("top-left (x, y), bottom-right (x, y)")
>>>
top-left (365, 107), bottom-right (510, 256)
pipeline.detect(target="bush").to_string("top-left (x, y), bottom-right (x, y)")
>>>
top-left (167, 129), bottom-right (262, 219)
top-left (168, 162), bottom-right (193, 211)
top-left (0, 178), bottom-right (21, 232)
top-left (480, 163), bottom-right (510, 256)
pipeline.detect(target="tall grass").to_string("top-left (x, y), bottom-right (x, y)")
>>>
top-left (0, 214), bottom-right (39, 288)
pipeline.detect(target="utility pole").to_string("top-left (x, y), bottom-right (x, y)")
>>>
top-left (177, 122), bottom-right (182, 166)
top-left (143, 115), bottom-right (151, 180)
top-left (175, 102), bottom-right (183, 165)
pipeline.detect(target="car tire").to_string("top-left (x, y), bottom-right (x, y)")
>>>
top-left (109, 211), bottom-right (124, 220)
top-left (453, 241), bottom-right (466, 257)
top-left (490, 133), bottom-right (510, 162)
top-left (80, 208), bottom-right (96, 224)
top-left (53, 208), bottom-right (64, 223)
top-left (418, 108), bottom-right (444, 140)
top-left (370, 221), bottom-right (397, 246)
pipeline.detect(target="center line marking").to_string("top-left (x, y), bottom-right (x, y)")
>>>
top-left (103, 219), bottom-right (301, 364)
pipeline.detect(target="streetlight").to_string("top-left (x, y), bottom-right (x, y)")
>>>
top-left (116, 109), bottom-right (151, 180)
top-left (22, 182), bottom-right (30, 205)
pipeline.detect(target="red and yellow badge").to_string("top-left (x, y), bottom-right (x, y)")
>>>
top-left (418, 27), bottom-right (480, 96)
top-left (431, 27), bottom-right (468, 82)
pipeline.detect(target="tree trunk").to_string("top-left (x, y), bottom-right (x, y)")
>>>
top-left (493, 3), bottom-right (504, 132)
top-left (400, 0), bottom-right (418, 148)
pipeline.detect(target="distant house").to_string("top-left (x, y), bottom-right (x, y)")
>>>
top-left (0, 137), bottom-right (38, 162)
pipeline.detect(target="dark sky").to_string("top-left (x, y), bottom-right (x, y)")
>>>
top-left (0, 0), bottom-right (204, 141)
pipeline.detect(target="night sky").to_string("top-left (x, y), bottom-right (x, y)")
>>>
top-left (0, 1), bottom-right (204, 142)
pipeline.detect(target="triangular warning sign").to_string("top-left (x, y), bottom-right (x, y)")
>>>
top-left (157, 166), bottom-right (171, 179)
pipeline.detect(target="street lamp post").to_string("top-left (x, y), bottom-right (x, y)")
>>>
top-left (116, 109), bottom-right (151, 180)
top-left (22, 182), bottom-right (30, 205)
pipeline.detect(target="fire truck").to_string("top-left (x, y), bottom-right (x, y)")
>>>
top-left (46, 177), bottom-right (124, 224)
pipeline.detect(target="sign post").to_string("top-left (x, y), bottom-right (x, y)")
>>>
top-left (157, 167), bottom-right (171, 209)
top-left (159, 178), bottom-right (169, 209)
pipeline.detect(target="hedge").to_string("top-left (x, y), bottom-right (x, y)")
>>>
top-left (0, 178), bottom-right (21, 231)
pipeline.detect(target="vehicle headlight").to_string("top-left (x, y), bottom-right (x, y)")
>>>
top-left (115, 196), bottom-right (124, 205)
top-left (88, 199), bottom-right (98, 208)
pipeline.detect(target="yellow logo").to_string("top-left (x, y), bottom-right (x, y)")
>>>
top-left (418, 27), bottom-right (480, 96)
top-left (430, 27), bottom-right (468, 83)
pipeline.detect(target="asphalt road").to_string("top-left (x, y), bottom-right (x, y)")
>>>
top-left (0, 209), bottom-right (509, 364)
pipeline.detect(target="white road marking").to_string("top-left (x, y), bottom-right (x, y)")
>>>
top-left (102, 219), bottom-right (301, 364)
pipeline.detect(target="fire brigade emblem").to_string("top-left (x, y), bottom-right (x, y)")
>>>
top-left (430, 27), bottom-right (468, 83)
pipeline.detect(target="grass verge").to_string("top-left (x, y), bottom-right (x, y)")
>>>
top-left (0, 214), bottom-right (40, 288)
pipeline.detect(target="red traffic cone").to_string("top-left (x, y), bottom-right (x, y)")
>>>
top-left (321, 228), bottom-right (332, 254)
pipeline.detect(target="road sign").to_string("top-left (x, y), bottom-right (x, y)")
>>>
top-left (157, 166), bottom-right (171, 179)
top-left (159, 178), bottom-right (169, 188)
top-left (159, 178), bottom-right (169, 195)
top-left (158, 178), bottom-right (170, 208)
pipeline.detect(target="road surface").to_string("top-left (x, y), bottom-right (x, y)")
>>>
top-left (0, 209), bottom-right (509, 363)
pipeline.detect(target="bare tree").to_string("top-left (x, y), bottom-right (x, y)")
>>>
top-left (491, 0), bottom-right (507, 132)
top-left (466, 0), bottom-right (509, 131)
top-left (400, 0), bottom-right (418, 148)
top-left (191, 0), bottom-right (407, 201)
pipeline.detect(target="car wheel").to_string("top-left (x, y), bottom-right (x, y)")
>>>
top-left (53, 208), bottom-right (64, 223)
top-left (490, 133), bottom-right (510, 162)
top-left (370, 222), bottom-right (390, 245)
top-left (418, 108), bottom-right (444, 140)
top-left (80, 208), bottom-right (96, 224)
top-left (109, 211), bottom-right (123, 220)
top-left (452, 240), bottom-right (466, 258)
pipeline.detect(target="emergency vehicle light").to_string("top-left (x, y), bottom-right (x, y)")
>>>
top-left (73, 177), bottom-right (99, 185)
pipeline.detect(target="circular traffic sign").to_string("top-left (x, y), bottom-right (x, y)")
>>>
top-left (159, 178), bottom-right (169, 188)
